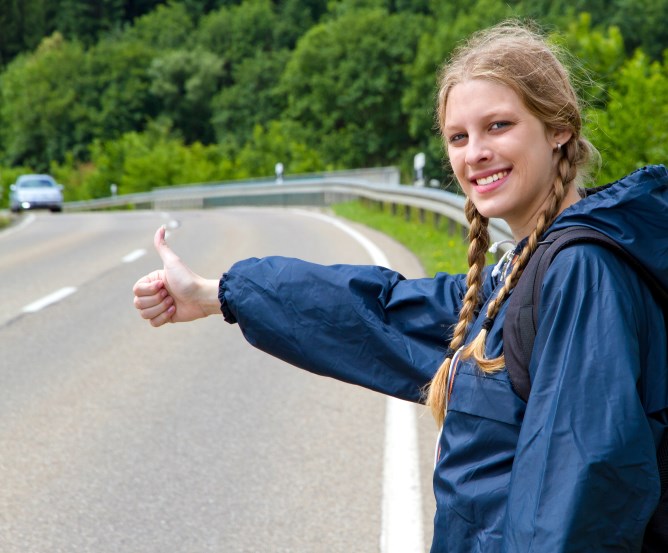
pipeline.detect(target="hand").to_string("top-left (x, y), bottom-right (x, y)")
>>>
top-left (133, 226), bottom-right (220, 327)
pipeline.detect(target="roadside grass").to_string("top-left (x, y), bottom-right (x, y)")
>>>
top-left (0, 212), bottom-right (12, 231)
top-left (332, 199), bottom-right (471, 276)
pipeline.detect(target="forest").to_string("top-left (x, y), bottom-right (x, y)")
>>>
top-left (0, 0), bottom-right (666, 204)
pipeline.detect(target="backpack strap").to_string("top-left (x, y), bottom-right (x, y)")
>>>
top-left (503, 225), bottom-right (668, 402)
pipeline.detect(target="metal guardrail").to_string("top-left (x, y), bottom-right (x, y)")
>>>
top-left (64, 175), bottom-right (514, 246)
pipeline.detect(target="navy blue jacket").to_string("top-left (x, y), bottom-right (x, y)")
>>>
top-left (219, 165), bottom-right (668, 552)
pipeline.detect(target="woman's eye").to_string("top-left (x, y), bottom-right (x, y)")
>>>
top-left (490, 121), bottom-right (512, 131)
top-left (448, 133), bottom-right (466, 144)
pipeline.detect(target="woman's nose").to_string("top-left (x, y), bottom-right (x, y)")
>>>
top-left (465, 136), bottom-right (491, 166)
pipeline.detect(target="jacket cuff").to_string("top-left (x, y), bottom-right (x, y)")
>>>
top-left (218, 273), bottom-right (237, 324)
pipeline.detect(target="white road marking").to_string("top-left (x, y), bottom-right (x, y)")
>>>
top-left (22, 287), bottom-right (77, 313)
top-left (292, 209), bottom-right (424, 553)
top-left (122, 249), bottom-right (146, 263)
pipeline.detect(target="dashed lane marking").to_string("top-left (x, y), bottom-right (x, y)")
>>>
top-left (22, 287), bottom-right (78, 314)
top-left (122, 249), bottom-right (146, 263)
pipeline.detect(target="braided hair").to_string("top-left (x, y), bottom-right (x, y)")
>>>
top-left (426, 22), bottom-right (598, 426)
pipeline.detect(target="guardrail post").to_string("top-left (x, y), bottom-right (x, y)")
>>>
top-left (434, 212), bottom-right (441, 228)
top-left (404, 205), bottom-right (411, 222)
top-left (448, 219), bottom-right (456, 236)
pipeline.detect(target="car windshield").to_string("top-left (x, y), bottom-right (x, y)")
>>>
top-left (20, 179), bottom-right (55, 188)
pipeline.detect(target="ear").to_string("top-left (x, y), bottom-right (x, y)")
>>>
top-left (548, 127), bottom-right (573, 150)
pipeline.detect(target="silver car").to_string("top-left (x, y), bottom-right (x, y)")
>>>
top-left (9, 174), bottom-right (64, 213)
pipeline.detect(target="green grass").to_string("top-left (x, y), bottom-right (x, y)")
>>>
top-left (332, 199), bottom-right (471, 276)
top-left (0, 212), bottom-right (12, 231)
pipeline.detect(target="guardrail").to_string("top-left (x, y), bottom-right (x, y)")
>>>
top-left (64, 175), bottom-right (514, 247)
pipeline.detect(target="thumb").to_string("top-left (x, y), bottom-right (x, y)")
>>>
top-left (153, 225), bottom-right (180, 267)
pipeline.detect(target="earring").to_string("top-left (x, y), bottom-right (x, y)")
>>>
top-left (555, 143), bottom-right (562, 152)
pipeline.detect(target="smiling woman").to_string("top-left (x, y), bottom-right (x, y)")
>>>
top-left (132, 20), bottom-right (668, 553)
top-left (443, 80), bottom-right (578, 239)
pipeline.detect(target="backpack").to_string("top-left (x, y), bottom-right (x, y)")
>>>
top-left (502, 225), bottom-right (668, 552)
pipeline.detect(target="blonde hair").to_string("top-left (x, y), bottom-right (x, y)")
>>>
top-left (427, 21), bottom-right (598, 426)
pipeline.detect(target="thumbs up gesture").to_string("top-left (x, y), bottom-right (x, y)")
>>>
top-left (133, 226), bottom-right (220, 326)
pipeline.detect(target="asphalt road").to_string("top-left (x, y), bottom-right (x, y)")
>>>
top-left (0, 208), bottom-right (438, 553)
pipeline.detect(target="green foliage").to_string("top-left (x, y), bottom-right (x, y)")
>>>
top-left (83, 37), bottom-right (157, 140)
top-left (280, 8), bottom-right (425, 168)
top-left (0, 0), bottom-right (667, 201)
top-left (550, 13), bottom-right (626, 107)
top-left (124, 1), bottom-right (197, 51)
top-left (516, 0), bottom-right (613, 27)
top-left (332, 199), bottom-right (470, 276)
top-left (195, 0), bottom-right (278, 82)
top-left (0, 33), bottom-right (88, 169)
top-left (233, 120), bottom-right (328, 177)
top-left (148, 48), bottom-right (224, 143)
top-left (0, 0), bottom-right (57, 66)
top-left (53, 123), bottom-right (225, 199)
top-left (0, 164), bottom-right (36, 207)
top-left (272, 0), bottom-right (329, 48)
top-left (609, 0), bottom-right (668, 60)
top-left (55, 0), bottom-right (125, 45)
top-left (49, 119), bottom-right (326, 200)
top-left (586, 51), bottom-right (668, 184)
top-left (0, 31), bottom-right (157, 169)
top-left (211, 49), bottom-right (290, 147)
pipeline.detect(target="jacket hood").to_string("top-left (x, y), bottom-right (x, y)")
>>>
top-left (549, 164), bottom-right (668, 292)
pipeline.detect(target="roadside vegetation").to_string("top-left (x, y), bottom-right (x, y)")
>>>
top-left (332, 200), bottom-right (471, 276)
top-left (0, 1), bottom-right (666, 209)
top-left (0, 213), bottom-right (11, 230)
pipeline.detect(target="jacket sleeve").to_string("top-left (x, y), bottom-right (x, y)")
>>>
top-left (218, 256), bottom-right (473, 403)
top-left (504, 244), bottom-right (668, 552)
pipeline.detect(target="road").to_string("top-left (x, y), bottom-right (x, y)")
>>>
top-left (0, 208), bottom-right (438, 552)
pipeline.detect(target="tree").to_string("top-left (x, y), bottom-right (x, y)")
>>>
top-left (586, 50), bottom-right (668, 184)
top-left (55, 0), bottom-right (125, 45)
top-left (77, 122), bottom-right (225, 197)
top-left (550, 13), bottom-right (627, 108)
top-left (123, 1), bottom-right (196, 51)
top-left (194, 0), bottom-right (278, 85)
top-left (609, 0), bottom-right (668, 60)
top-left (0, 33), bottom-right (88, 169)
top-left (148, 49), bottom-right (224, 143)
top-left (271, 0), bottom-right (328, 49)
top-left (234, 120), bottom-right (326, 178)
top-left (0, 0), bottom-right (55, 66)
top-left (84, 37), bottom-right (158, 140)
top-left (211, 49), bottom-right (290, 148)
top-left (123, 0), bottom-right (169, 21)
top-left (279, 8), bottom-right (425, 168)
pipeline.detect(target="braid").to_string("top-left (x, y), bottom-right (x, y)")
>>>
top-left (427, 199), bottom-right (489, 426)
top-left (461, 146), bottom-right (576, 373)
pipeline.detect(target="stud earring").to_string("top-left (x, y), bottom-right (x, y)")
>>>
top-left (555, 143), bottom-right (562, 152)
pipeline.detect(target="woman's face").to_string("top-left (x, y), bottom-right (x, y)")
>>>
top-left (443, 79), bottom-right (572, 239)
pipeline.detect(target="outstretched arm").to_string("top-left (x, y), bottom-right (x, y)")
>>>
top-left (132, 226), bottom-right (220, 326)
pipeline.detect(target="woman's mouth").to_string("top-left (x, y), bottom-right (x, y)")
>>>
top-left (475, 170), bottom-right (509, 186)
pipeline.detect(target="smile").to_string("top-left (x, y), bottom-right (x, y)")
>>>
top-left (476, 171), bottom-right (509, 186)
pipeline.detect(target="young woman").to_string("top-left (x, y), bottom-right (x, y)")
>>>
top-left (134, 22), bottom-right (668, 552)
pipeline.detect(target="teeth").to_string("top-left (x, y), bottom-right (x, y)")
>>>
top-left (476, 171), bottom-right (508, 186)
